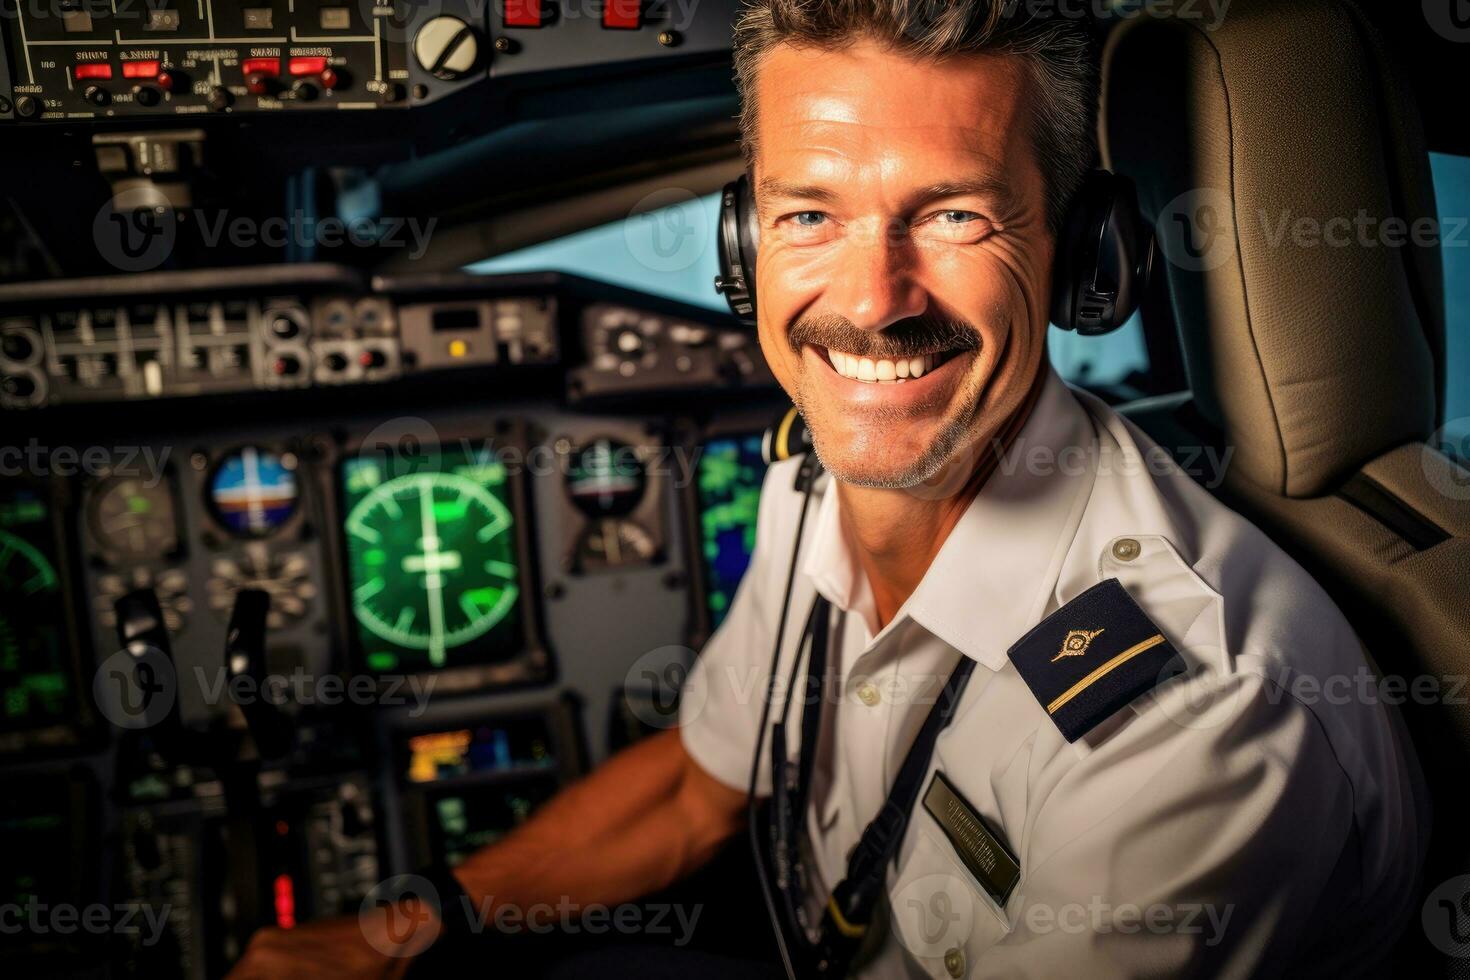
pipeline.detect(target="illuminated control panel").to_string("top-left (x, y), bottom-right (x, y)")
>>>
top-left (0, 0), bottom-right (416, 120)
top-left (0, 0), bottom-right (744, 124)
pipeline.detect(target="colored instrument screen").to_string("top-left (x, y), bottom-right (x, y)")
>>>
top-left (427, 775), bottom-right (560, 868)
top-left (404, 717), bottom-right (557, 784)
top-left (0, 486), bottom-right (75, 732)
top-left (695, 435), bottom-right (767, 629)
top-left (208, 447), bottom-right (299, 537)
top-left (341, 446), bottom-right (524, 676)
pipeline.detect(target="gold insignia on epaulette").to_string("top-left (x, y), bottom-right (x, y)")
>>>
top-left (1052, 628), bottom-right (1104, 662)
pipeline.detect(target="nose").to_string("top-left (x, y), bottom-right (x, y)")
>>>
top-left (823, 218), bottom-right (928, 331)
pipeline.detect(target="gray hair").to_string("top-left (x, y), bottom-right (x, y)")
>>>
top-left (732, 0), bottom-right (1098, 232)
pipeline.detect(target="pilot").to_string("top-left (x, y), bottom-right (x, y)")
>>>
top-left (234, 2), bottom-right (1427, 977)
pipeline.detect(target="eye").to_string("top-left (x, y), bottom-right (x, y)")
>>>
top-left (775, 210), bottom-right (838, 245)
top-left (918, 209), bottom-right (994, 243)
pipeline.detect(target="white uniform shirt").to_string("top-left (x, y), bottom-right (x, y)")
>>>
top-left (679, 367), bottom-right (1427, 979)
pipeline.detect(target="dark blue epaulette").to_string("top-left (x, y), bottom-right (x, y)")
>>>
top-left (1009, 578), bottom-right (1186, 742)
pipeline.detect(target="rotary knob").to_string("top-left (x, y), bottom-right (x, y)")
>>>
top-left (414, 16), bottom-right (478, 81)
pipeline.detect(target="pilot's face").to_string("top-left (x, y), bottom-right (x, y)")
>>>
top-left (751, 40), bottom-right (1054, 489)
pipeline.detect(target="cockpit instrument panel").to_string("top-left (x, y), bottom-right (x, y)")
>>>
top-left (338, 431), bottom-right (544, 689)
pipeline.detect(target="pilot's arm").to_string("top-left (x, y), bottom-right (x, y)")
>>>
top-left (230, 727), bottom-right (746, 976)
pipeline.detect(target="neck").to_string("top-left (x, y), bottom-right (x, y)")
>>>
top-left (837, 369), bottom-right (1047, 631)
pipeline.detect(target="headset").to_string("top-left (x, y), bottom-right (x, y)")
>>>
top-left (713, 168), bottom-right (1156, 337)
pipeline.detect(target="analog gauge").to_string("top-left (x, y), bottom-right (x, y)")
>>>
top-left (93, 567), bottom-right (191, 634)
top-left (564, 438), bottom-right (646, 518)
top-left (208, 447), bottom-right (300, 538)
top-left (343, 454), bottom-right (521, 673)
top-left (575, 519), bottom-right (658, 572)
top-left (87, 476), bottom-right (181, 559)
top-left (206, 544), bottom-right (317, 630)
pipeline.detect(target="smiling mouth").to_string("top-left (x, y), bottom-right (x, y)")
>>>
top-left (816, 345), bottom-right (966, 384)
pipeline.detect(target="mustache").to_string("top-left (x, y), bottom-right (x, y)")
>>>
top-left (787, 312), bottom-right (983, 360)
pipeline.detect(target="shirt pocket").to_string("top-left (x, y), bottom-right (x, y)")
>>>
top-left (887, 822), bottom-right (1014, 979)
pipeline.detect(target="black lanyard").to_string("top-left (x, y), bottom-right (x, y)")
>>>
top-left (762, 592), bottom-right (977, 976)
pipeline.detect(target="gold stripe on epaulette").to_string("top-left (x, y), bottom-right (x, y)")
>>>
top-left (1046, 634), bottom-right (1166, 715)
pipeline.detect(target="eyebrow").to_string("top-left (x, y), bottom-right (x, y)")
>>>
top-left (756, 178), bottom-right (841, 206)
top-left (756, 173), bottom-right (1021, 217)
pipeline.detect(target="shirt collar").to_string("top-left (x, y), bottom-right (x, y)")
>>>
top-left (801, 366), bottom-right (1100, 672)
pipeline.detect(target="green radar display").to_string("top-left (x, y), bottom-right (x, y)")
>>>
top-left (696, 435), bottom-right (768, 630)
top-left (0, 486), bottom-right (74, 731)
top-left (342, 447), bottom-right (524, 675)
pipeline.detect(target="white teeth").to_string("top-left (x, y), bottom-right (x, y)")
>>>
top-left (821, 347), bottom-right (952, 383)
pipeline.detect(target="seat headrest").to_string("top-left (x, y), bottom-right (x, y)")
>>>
top-left (1101, 0), bottom-right (1445, 498)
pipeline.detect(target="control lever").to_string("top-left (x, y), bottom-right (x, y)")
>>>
top-left (111, 588), bottom-right (185, 755)
top-left (224, 588), bottom-right (294, 761)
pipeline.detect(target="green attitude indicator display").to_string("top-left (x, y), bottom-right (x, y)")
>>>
top-left (342, 448), bottom-right (523, 675)
top-left (0, 486), bottom-right (73, 731)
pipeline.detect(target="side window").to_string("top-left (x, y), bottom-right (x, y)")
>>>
top-left (1431, 152), bottom-right (1470, 460)
top-left (467, 192), bottom-right (1151, 391)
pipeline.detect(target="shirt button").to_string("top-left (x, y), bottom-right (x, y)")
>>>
top-left (856, 681), bottom-right (881, 707)
top-left (1112, 537), bottom-right (1141, 562)
top-left (944, 946), bottom-right (966, 977)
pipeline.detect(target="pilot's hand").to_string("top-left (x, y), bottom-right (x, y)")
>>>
top-left (229, 897), bottom-right (441, 979)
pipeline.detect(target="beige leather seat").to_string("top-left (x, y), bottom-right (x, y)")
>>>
top-left (1100, 0), bottom-right (1470, 970)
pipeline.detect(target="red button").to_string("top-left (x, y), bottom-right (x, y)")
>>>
top-left (288, 56), bottom-right (327, 76)
top-left (74, 63), bottom-right (113, 80)
top-left (122, 60), bottom-right (160, 79)
top-left (504, 0), bottom-right (541, 27)
top-left (603, 0), bottom-right (640, 29)
top-left (241, 57), bottom-right (280, 77)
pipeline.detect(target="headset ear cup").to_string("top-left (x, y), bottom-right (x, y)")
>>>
top-left (714, 174), bottom-right (760, 327)
top-left (1049, 170), bottom-right (1149, 336)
